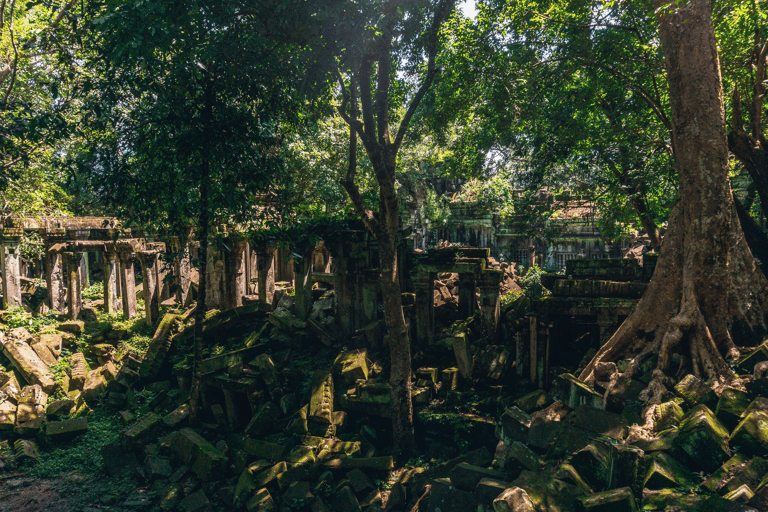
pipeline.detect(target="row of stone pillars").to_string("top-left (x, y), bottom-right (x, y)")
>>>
top-left (0, 227), bottom-right (292, 327)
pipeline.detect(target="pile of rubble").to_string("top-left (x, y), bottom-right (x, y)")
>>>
top-left (3, 289), bottom-right (768, 512)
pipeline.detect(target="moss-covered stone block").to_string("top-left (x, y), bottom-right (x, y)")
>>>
top-left (716, 388), bottom-right (751, 431)
top-left (643, 452), bottom-right (695, 490)
top-left (653, 400), bottom-right (685, 432)
top-left (730, 403), bottom-right (768, 456)
top-left (576, 487), bottom-right (639, 512)
top-left (671, 405), bottom-right (730, 472)
top-left (674, 374), bottom-right (717, 409)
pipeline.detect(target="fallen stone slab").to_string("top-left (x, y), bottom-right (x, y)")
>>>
top-left (493, 486), bottom-right (535, 512)
top-left (70, 352), bottom-right (87, 390)
top-left (309, 370), bottom-right (334, 424)
top-left (576, 487), bottom-right (639, 512)
top-left (172, 427), bottom-right (227, 481)
top-left (702, 454), bottom-right (768, 496)
top-left (477, 478), bottom-right (511, 510)
top-left (30, 339), bottom-right (57, 366)
top-left (0, 400), bottom-right (16, 429)
top-left (449, 462), bottom-right (506, 491)
top-left (643, 451), bottom-right (695, 490)
top-left (499, 407), bottom-right (531, 445)
top-left (512, 471), bottom-right (582, 512)
top-left (730, 402), bottom-right (768, 456)
top-left (0, 327), bottom-right (55, 392)
top-left (121, 412), bottom-right (162, 448)
top-left (46, 417), bottom-right (88, 440)
top-left (716, 388), bottom-right (751, 431)
top-left (672, 404), bottom-right (730, 472)
top-left (82, 368), bottom-right (107, 402)
top-left (57, 320), bottom-right (84, 336)
top-left (246, 488), bottom-right (276, 512)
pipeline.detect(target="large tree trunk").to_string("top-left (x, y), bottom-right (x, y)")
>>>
top-left (580, 0), bottom-right (768, 396)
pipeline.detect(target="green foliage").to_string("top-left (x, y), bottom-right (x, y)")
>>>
top-left (18, 231), bottom-right (45, 261)
top-left (81, 282), bottom-right (104, 300)
top-left (2, 306), bottom-right (60, 334)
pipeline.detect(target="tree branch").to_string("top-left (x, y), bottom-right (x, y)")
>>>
top-left (393, 0), bottom-right (456, 152)
top-left (752, 37), bottom-right (767, 139)
top-left (340, 78), bottom-right (380, 234)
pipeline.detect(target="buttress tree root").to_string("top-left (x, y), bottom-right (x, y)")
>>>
top-left (579, 0), bottom-right (768, 403)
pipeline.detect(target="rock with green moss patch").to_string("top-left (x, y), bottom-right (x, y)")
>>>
top-left (246, 488), bottom-right (276, 512)
top-left (730, 401), bottom-right (768, 456)
top-left (245, 402), bottom-right (280, 438)
top-left (1, 327), bottom-right (56, 392)
top-left (643, 451), bottom-right (695, 490)
top-left (716, 388), bottom-right (752, 431)
top-left (576, 487), bottom-right (639, 512)
top-left (0, 400), bottom-right (16, 429)
top-left (139, 313), bottom-right (180, 380)
top-left (653, 400), bottom-right (685, 432)
top-left (121, 412), bottom-right (162, 448)
top-left (671, 405), bottom-right (730, 472)
top-left (309, 370), bottom-right (334, 424)
top-left (674, 374), bottom-right (717, 409)
top-left (46, 416), bottom-right (88, 440)
top-left (172, 427), bottom-right (227, 481)
top-left (512, 470), bottom-right (582, 512)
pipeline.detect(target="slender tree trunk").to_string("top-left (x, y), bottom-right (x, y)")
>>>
top-left (580, 0), bottom-right (768, 396)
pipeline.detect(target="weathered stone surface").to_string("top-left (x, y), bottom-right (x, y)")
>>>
top-left (0, 327), bottom-right (55, 392)
top-left (527, 401), bottom-right (571, 451)
top-left (499, 407), bottom-right (532, 445)
top-left (716, 388), bottom-right (752, 431)
top-left (324, 456), bottom-right (394, 471)
top-left (30, 339), bottom-right (57, 366)
top-left (702, 455), bottom-right (768, 496)
top-left (172, 428), bottom-right (227, 481)
top-left (452, 333), bottom-right (474, 380)
top-left (70, 352), bottom-right (87, 390)
top-left (570, 405), bottom-right (627, 440)
top-left (730, 402), bottom-right (768, 456)
top-left (309, 370), bottom-right (333, 424)
top-left (121, 412), bottom-right (162, 448)
top-left (643, 452), bottom-right (695, 490)
top-left (244, 402), bottom-right (280, 438)
top-left (82, 368), bottom-right (107, 402)
top-left (239, 437), bottom-right (285, 461)
top-left (331, 486), bottom-right (362, 512)
top-left (56, 320), bottom-right (84, 336)
top-left (493, 486), bottom-right (535, 512)
top-left (346, 468), bottom-right (374, 494)
top-left (653, 400), bottom-right (685, 432)
top-left (0, 400), bottom-right (17, 429)
top-left (180, 490), bottom-right (211, 512)
top-left (512, 471), bottom-right (581, 512)
top-left (46, 417), bottom-right (88, 440)
top-left (145, 456), bottom-right (173, 479)
top-left (575, 487), bottom-right (639, 512)
top-left (162, 404), bottom-right (189, 428)
top-left (334, 350), bottom-right (369, 386)
top-left (515, 390), bottom-right (551, 413)
top-left (252, 353), bottom-right (281, 399)
top-left (674, 374), bottom-right (717, 408)
top-left (246, 488), bottom-right (276, 512)
top-left (449, 462), bottom-right (506, 491)
top-left (476, 478), bottom-right (509, 510)
top-left (570, 441), bottom-right (611, 491)
top-left (140, 313), bottom-right (179, 380)
top-left (14, 439), bottom-right (39, 461)
top-left (40, 333), bottom-right (63, 357)
top-left (672, 404), bottom-right (730, 472)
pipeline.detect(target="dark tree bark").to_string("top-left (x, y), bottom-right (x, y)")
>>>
top-left (336, 0), bottom-right (455, 457)
top-left (580, 0), bottom-right (768, 397)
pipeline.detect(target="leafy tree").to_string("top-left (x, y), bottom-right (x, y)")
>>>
top-left (0, 0), bottom-right (81, 216)
top-left (79, 0), bottom-right (330, 420)
top-left (331, 0), bottom-right (456, 456)
top-left (581, 0), bottom-right (768, 394)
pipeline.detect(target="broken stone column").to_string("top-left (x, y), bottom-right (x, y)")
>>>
top-left (478, 270), bottom-right (503, 342)
top-left (458, 272), bottom-right (477, 319)
top-left (173, 238), bottom-right (192, 306)
top-left (67, 229), bottom-right (90, 291)
top-left (138, 251), bottom-right (159, 326)
top-left (119, 251), bottom-right (138, 319)
top-left (294, 250), bottom-right (314, 321)
top-left (206, 240), bottom-right (226, 310)
top-left (412, 270), bottom-right (435, 348)
top-left (0, 227), bottom-right (23, 309)
top-left (225, 238), bottom-right (248, 309)
top-left (103, 246), bottom-right (121, 314)
top-left (63, 251), bottom-right (83, 320)
top-left (254, 242), bottom-right (276, 305)
top-left (43, 228), bottom-right (67, 313)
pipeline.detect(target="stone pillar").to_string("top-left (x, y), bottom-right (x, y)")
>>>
top-left (103, 248), bottom-right (121, 314)
top-left (119, 252), bottom-right (138, 319)
top-left (478, 270), bottom-right (503, 342)
top-left (332, 255), bottom-right (355, 338)
top-left (255, 244), bottom-right (275, 305)
top-left (360, 270), bottom-right (380, 328)
top-left (294, 251), bottom-right (314, 321)
top-left (173, 239), bottom-right (192, 306)
top-left (63, 251), bottom-right (82, 320)
top-left (0, 228), bottom-right (23, 309)
top-left (156, 255), bottom-right (171, 301)
top-left (246, 245), bottom-right (258, 295)
top-left (225, 239), bottom-right (248, 309)
top-left (457, 272), bottom-right (477, 319)
top-left (205, 242), bottom-right (225, 310)
top-left (412, 270), bottom-right (435, 348)
top-left (42, 228), bottom-right (67, 313)
top-left (81, 252), bottom-right (90, 289)
top-left (67, 229), bottom-right (90, 292)
top-left (138, 252), bottom-right (159, 326)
